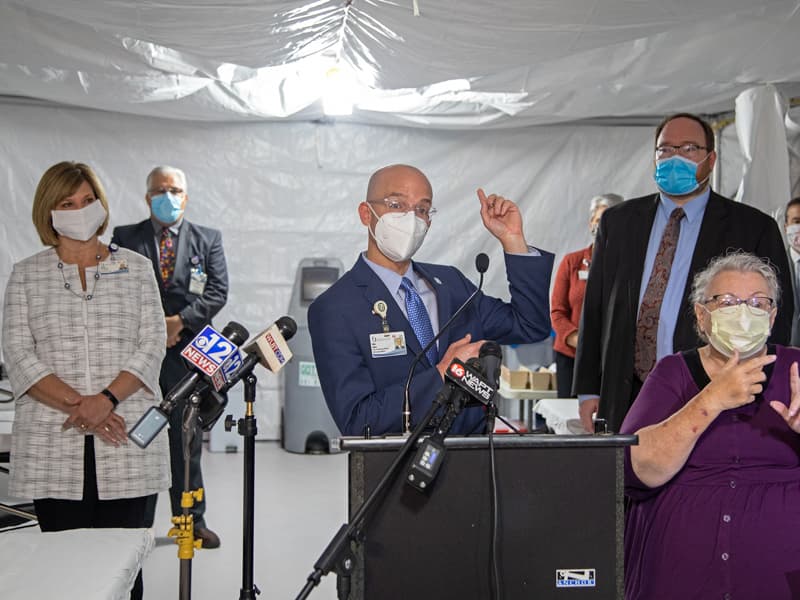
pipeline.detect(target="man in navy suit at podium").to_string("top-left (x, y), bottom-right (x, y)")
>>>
top-left (308, 164), bottom-right (553, 437)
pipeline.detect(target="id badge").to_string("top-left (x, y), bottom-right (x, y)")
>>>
top-left (578, 269), bottom-right (589, 280)
top-left (99, 258), bottom-right (129, 275)
top-left (370, 332), bottom-right (407, 358)
top-left (189, 267), bottom-right (207, 294)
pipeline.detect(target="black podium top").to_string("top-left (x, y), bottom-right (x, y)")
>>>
top-left (340, 432), bottom-right (638, 452)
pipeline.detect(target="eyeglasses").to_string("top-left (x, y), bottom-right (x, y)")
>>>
top-left (702, 293), bottom-right (775, 313)
top-left (367, 196), bottom-right (437, 219)
top-left (149, 187), bottom-right (184, 196)
top-left (655, 143), bottom-right (708, 159)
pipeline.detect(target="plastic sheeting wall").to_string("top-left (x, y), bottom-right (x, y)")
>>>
top-left (0, 101), bottom-right (765, 438)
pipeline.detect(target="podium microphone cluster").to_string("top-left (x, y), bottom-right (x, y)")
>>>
top-left (402, 252), bottom-right (490, 434)
top-left (128, 317), bottom-right (297, 448)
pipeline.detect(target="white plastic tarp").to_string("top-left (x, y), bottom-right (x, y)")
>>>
top-left (735, 85), bottom-right (792, 218)
top-left (1, 1), bottom-right (799, 126)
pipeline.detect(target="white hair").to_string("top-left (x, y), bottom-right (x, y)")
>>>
top-left (690, 252), bottom-right (780, 341)
top-left (146, 165), bottom-right (187, 193)
top-left (589, 193), bottom-right (624, 213)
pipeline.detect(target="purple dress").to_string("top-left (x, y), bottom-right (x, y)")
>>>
top-left (621, 345), bottom-right (800, 600)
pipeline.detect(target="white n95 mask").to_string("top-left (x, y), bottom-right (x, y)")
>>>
top-left (369, 206), bottom-right (429, 262)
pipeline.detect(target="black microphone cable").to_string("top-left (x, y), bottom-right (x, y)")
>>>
top-left (402, 253), bottom-right (490, 433)
top-left (479, 341), bottom-right (504, 600)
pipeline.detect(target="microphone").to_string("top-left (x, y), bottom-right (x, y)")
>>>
top-left (406, 354), bottom-right (497, 492)
top-left (128, 321), bottom-right (250, 448)
top-left (128, 318), bottom-right (297, 448)
top-left (477, 342), bottom-right (502, 433)
top-left (167, 321), bottom-right (251, 403)
top-left (240, 317), bottom-right (297, 376)
top-left (443, 357), bottom-right (496, 407)
top-left (401, 253), bottom-right (490, 434)
top-left (216, 316), bottom-right (298, 393)
top-left (478, 341), bottom-right (502, 389)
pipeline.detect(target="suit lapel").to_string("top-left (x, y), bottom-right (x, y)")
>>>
top-left (689, 192), bottom-right (728, 276)
top-left (626, 195), bottom-right (659, 306)
top-left (352, 256), bottom-right (427, 364)
top-left (173, 220), bottom-right (192, 285)
top-left (136, 220), bottom-right (162, 287)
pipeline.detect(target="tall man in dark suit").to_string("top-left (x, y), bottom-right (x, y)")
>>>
top-left (112, 166), bottom-right (228, 548)
top-left (308, 164), bottom-right (553, 436)
top-left (574, 114), bottom-right (793, 434)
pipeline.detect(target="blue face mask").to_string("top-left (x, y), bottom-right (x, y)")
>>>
top-left (653, 154), bottom-right (710, 196)
top-left (151, 192), bottom-right (184, 224)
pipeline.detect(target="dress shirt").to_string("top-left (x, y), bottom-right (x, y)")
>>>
top-left (638, 188), bottom-right (710, 361)
top-left (362, 253), bottom-right (441, 348)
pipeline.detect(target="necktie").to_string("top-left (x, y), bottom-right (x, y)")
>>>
top-left (634, 207), bottom-right (685, 380)
top-left (400, 277), bottom-right (438, 366)
top-left (159, 228), bottom-right (176, 283)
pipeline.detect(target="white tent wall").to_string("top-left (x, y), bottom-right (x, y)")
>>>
top-left (0, 101), bottom-right (789, 439)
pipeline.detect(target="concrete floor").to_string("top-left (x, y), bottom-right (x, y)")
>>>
top-left (143, 441), bottom-right (347, 600)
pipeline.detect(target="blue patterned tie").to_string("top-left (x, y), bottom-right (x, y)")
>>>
top-left (401, 277), bottom-right (438, 366)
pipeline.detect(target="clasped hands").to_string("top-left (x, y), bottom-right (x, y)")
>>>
top-left (62, 393), bottom-right (128, 446)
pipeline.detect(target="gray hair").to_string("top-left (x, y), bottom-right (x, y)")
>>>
top-left (146, 165), bottom-right (187, 193)
top-left (690, 252), bottom-right (781, 339)
top-left (589, 193), bottom-right (624, 213)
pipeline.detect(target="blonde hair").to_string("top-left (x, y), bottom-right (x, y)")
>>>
top-left (32, 162), bottom-right (109, 246)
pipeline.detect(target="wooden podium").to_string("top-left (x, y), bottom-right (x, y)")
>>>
top-left (341, 434), bottom-right (636, 600)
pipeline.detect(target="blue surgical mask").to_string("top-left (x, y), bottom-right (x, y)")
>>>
top-left (653, 154), bottom-right (710, 197)
top-left (151, 192), bottom-right (184, 224)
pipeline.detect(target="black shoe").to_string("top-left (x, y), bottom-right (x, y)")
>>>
top-left (194, 526), bottom-right (221, 549)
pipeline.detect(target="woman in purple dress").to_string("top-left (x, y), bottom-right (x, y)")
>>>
top-left (621, 252), bottom-right (800, 600)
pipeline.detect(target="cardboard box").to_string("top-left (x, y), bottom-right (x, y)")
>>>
top-left (529, 371), bottom-right (552, 390)
top-left (500, 365), bottom-right (531, 389)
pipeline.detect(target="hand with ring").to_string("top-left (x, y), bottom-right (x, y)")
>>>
top-left (94, 412), bottom-right (128, 447)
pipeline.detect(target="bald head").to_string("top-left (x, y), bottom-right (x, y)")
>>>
top-left (366, 164), bottom-right (432, 203)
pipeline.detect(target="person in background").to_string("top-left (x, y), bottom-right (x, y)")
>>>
top-left (309, 164), bottom-right (553, 436)
top-left (574, 112), bottom-right (793, 434)
top-left (2, 161), bottom-right (170, 599)
top-left (112, 166), bottom-right (228, 549)
top-left (783, 196), bottom-right (800, 345)
top-left (621, 252), bottom-right (800, 599)
top-left (550, 193), bottom-right (623, 398)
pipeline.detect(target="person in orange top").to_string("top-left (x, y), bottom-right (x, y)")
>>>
top-left (551, 194), bottom-right (623, 397)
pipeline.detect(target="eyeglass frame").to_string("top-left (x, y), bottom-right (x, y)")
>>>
top-left (148, 186), bottom-right (185, 196)
top-left (366, 196), bottom-right (438, 220)
top-left (701, 293), bottom-right (776, 313)
top-left (655, 143), bottom-right (709, 159)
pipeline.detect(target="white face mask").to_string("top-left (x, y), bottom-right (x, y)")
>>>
top-left (368, 205), bottom-right (429, 262)
top-left (786, 223), bottom-right (800, 253)
top-left (706, 304), bottom-right (771, 359)
top-left (51, 199), bottom-right (107, 242)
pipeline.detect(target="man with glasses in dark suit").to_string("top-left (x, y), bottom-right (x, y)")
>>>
top-left (112, 166), bottom-right (228, 549)
top-left (574, 113), bottom-right (793, 435)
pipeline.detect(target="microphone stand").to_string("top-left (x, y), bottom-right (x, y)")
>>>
top-left (167, 388), bottom-right (205, 600)
top-left (222, 353), bottom-right (262, 600)
top-left (402, 257), bottom-right (488, 434)
top-left (295, 384), bottom-right (455, 600)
